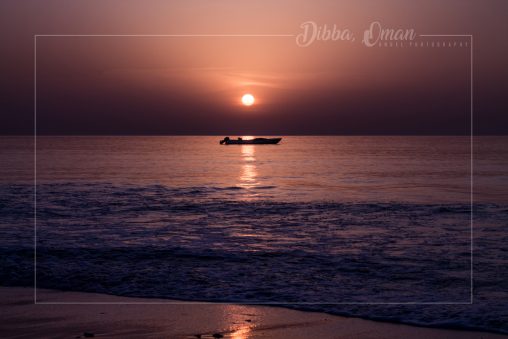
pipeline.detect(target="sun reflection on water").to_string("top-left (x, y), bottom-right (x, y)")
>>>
top-left (238, 145), bottom-right (258, 193)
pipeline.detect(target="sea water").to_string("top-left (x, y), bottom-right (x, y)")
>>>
top-left (1, 136), bottom-right (507, 333)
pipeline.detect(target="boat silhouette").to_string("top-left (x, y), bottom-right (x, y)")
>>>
top-left (220, 137), bottom-right (282, 145)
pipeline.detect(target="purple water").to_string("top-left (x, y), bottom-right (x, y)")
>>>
top-left (1, 136), bottom-right (507, 333)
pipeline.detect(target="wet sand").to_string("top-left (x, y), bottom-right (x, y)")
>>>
top-left (0, 287), bottom-right (504, 338)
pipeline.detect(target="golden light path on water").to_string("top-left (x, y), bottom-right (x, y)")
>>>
top-left (238, 143), bottom-right (259, 197)
top-left (229, 141), bottom-right (266, 242)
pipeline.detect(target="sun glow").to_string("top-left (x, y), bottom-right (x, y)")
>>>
top-left (241, 93), bottom-right (255, 106)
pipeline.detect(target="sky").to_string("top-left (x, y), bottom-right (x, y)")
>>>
top-left (0, 0), bottom-right (507, 135)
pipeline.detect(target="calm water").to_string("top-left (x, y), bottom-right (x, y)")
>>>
top-left (1, 136), bottom-right (507, 333)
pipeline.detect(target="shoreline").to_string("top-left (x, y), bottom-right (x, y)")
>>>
top-left (1, 287), bottom-right (505, 338)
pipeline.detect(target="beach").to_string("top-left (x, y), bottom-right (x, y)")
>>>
top-left (1, 287), bottom-right (505, 338)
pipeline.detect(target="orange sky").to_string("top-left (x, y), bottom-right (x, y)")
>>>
top-left (1, 0), bottom-right (507, 134)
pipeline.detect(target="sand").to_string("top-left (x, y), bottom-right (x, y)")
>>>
top-left (0, 287), bottom-right (504, 338)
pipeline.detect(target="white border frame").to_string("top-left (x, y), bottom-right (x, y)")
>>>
top-left (33, 34), bottom-right (473, 305)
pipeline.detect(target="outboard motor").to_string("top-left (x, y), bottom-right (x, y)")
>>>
top-left (220, 136), bottom-right (230, 145)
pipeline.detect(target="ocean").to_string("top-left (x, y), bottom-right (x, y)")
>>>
top-left (1, 136), bottom-right (507, 333)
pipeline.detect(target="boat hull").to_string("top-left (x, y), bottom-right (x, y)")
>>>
top-left (222, 138), bottom-right (282, 145)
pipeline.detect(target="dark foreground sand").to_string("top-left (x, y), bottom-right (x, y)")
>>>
top-left (0, 287), bottom-right (504, 338)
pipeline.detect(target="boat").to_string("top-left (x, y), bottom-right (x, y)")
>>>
top-left (220, 137), bottom-right (282, 145)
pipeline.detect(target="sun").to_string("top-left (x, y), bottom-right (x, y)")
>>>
top-left (241, 93), bottom-right (255, 106)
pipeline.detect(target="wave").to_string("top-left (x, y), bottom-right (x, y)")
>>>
top-left (0, 183), bottom-right (507, 334)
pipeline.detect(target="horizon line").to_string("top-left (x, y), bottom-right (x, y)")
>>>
top-left (2, 134), bottom-right (505, 137)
